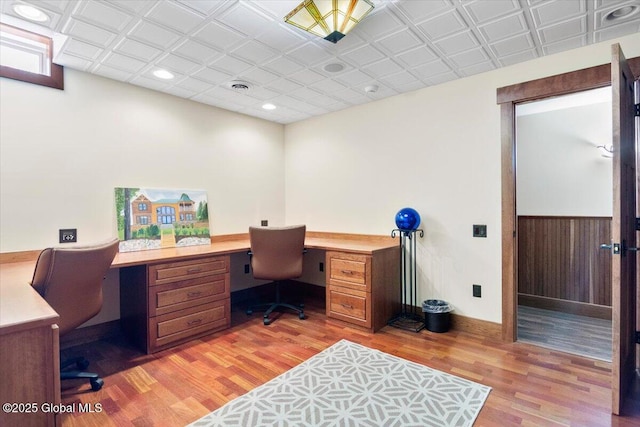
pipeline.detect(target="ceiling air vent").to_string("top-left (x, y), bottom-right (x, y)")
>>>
top-left (227, 80), bottom-right (251, 92)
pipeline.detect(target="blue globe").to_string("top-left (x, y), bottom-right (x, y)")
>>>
top-left (395, 207), bottom-right (421, 231)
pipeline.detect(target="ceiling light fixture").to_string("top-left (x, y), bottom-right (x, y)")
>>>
top-left (153, 69), bottom-right (174, 79)
top-left (284, 0), bottom-right (374, 44)
top-left (262, 103), bottom-right (277, 110)
top-left (605, 5), bottom-right (639, 21)
top-left (12, 3), bottom-right (50, 22)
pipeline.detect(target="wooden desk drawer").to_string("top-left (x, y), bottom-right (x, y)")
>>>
top-left (149, 273), bottom-right (230, 317)
top-left (150, 300), bottom-right (229, 352)
top-left (149, 256), bottom-right (228, 286)
top-left (327, 252), bottom-right (371, 291)
top-left (326, 285), bottom-right (371, 329)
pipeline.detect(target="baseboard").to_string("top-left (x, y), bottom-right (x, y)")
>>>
top-left (450, 313), bottom-right (502, 340)
top-left (518, 293), bottom-right (612, 320)
top-left (60, 319), bottom-right (122, 350)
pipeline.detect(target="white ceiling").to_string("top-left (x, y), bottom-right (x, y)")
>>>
top-left (2, 0), bottom-right (639, 124)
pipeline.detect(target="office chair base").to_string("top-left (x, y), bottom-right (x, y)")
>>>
top-left (248, 302), bottom-right (305, 325)
top-left (61, 356), bottom-right (104, 391)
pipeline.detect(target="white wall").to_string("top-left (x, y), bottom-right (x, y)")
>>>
top-left (0, 69), bottom-right (285, 325)
top-left (516, 100), bottom-right (613, 216)
top-left (284, 33), bottom-right (640, 324)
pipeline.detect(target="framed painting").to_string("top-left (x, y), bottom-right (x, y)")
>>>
top-left (115, 187), bottom-right (210, 252)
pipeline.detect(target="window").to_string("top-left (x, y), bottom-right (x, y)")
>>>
top-left (0, 23), bottom-right (63, 89)
top-left (138, 203), bottom-right (148, 211)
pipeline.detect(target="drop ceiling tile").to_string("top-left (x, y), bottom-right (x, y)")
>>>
top-left (288, 68), bottom-right (327, 85)
top-left (334, 69), bottom-right (376, 87)
top-left (175, 76), bottom-right (213, 92)
top-left (537, 16), bottom-right (587, 44)
top-left (416, 10), bottom-right (469, 41)
top-left (265, 78), bottom-right (303, 93)
top-left (390, 79), bottom-right (426, 93)
top-left (232, 40), bottom-right (281, 64)
top-left (244, 86), bottom-right (279, 101)
top-left (93, 63), bottom-right (133, 81)
top-left (594, 19), bottom-right (640, 42)
top-left (270, 95), bottom-right (314, 112)
top-left (172, 39), bottom-right (220, 63)
top-left (128, 20), bottom-right (183, 49)
top-left (263, 56), bottom-right (305, 75)
top-left (411, 60), bottom-right (452, 80)
top-left (328, 88), bottom-right (370, 104)
top-left (305, 94), bottom-right (343, 108)
top-left (530, 0), bottom-right (586, 27)
top-left (355, 7), bottom-right (406, 39)
top-left (339, 44), bottom-right (386, 67)
top-left (204, 86), bottom-right (261, 106)
top-left (376, 29), bottom-right (424, 55)
top-left (378, 70), bottom-right (421, 87)
top-left (331, 32), bottom-right (367, 53)
top-left (74, 1), bottom-right (132, 33)
top-left (491, 32), bottom-right (535, 57)
top-left (64, 38), bottom-right (103, 60)
top-left (426, 71), bottom-right (458, 85)
top-left (176, 0), bottom-right (227, 15)
top-left (192, 22), bottom-right (246, 51)
top-left (114, 38), bottom-right (162, 61)
top-left (215, 2), bottom-right (271, 38)
top-left (54, 52), bottom-right (93, 70)
top-left (193, 67), bottom-right (232, 84)
top-left (393, 0), bottom-right (454, 21)
top-left (477, 12), bottom-right (529, 43)
top-left (102, 52), bottom-right (148, 73)
top-left (257, 23), bottom-right (308, 52)
top-left (130, 75), bottom-right (171, 91)
top-left (310, 78), bottom-right (349, 94)
top-left (498, 49), bottom-right (538, 66)
top-left (395, 46), bottom-right (438, 68)
top-left (27, 0), bottom-right (70, 14)
top-left (459, 61), bottom-right (496, 77)
top-left (63, 18), bottom-right (118, 46)
top-left (289, 86), bottom-right (325, 102)
top-left (105, 0), bottom-right (152, 14)
top-left (362, 58), bottom-right (404, 78)
top-left (209, 54), bottom-right (253, 75)
top-left (238, 67), bottom-right (280, 85)
top-left (463, 0), bottom-right (521, 24)
top-left (286, 42), bottom-right (333, 67)
top-left (163, 85), bottom-right (198, 99)
top-left (434, 30), bottom-right (480, 55)
top-left (145, 1), bottom-right (205, 34)
top-left (156, 53), bottom-right (200, 74)
top-left (542, 35), bottom-right (587, 55)
top-left (449, 47), bottom-right (491, 68)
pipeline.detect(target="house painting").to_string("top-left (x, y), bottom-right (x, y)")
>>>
top-left (115, 187), bottom-right (210, 252)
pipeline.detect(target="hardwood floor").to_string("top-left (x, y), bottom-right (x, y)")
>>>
top-left (59, 299), bottom-right (640, 426)
top-left (518, 305), bottom-right (613, 362)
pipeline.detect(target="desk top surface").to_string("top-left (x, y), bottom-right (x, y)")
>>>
top-left (0, 233), bottom-right (398, 334)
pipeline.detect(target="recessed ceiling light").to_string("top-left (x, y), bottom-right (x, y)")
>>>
top-left (12, 3), bottom-right (49, 22)
top-left (153, 69), bottom-right (174, 79)
top-left (262, 103), bottom-right (277, 110)
top-left (605, 5), bottom-right (639, 21)
top-left (323, 63), bottom-right (345, 73)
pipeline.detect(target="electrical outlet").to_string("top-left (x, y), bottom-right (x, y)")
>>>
top-left (244, 264), bottom-right (250, 274)
top-left (473, 224), bottom-right (487, 238)
top-left (261, 220), bottom-right (268, 226)
top-left (319, 262), bottom-right (324, 272)
top-left (473, 284), bottom-right (482, 298)
top-left (59, 228), bottom-right (77, 243)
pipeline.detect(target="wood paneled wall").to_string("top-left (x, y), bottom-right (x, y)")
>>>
top-left (518, 216), bottom-right (612, 307)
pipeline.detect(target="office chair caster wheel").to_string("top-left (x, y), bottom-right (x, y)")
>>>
top-left (90, 378), bottom-right (104, 391)
top-left (76, 359), bottom-right (90, 370)
top-left (246, 309), bottom-right (253, 316)
top-left (299, 312), bottom-right (305, 320)
top-left (263, 318), bottom-right (271, 325)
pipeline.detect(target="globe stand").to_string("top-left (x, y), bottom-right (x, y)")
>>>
top-left (388, 228), bottom-right (425, 332)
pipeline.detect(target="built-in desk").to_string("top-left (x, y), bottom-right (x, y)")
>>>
top-left (0, 232), bottom-right (399, 426)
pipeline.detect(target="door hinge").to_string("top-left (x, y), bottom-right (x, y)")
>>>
top-left (636, 331), bottom-right (640, 344)
top-left (635, 103), bottom-right (640, 117)
top-left (636, 217), bottom-right (640, 231)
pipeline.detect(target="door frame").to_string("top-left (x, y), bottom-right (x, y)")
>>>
top-left (497, 57), bottom-right (640, 342)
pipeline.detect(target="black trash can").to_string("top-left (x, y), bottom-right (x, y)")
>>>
top-left (422, 299), bottom-right (452, 333)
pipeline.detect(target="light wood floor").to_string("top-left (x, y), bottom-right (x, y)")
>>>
top-left (59, 300), bottom-right (640, 426)
top-left (517, 305), bottom-right (613, 362)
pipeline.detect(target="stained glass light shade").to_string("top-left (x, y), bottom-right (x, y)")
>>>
top-left (284, 0), bottom-right (375, 43)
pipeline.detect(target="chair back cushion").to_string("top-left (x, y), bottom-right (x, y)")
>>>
top-left (249, 225), bottom-right (306, 281)
top-left (31, 238), bottom-right (119, 336)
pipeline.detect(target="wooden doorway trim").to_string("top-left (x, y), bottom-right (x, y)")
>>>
top-left (497, 57), bottom-right (640, 342)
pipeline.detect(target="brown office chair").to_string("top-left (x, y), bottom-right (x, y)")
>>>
top-left (246, 225), bottom-right (306, 325)
top-left (31, 238), bottom-right (119, 391)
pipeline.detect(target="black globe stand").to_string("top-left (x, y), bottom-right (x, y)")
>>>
top-left (388, 228), bottom-right (425, 332)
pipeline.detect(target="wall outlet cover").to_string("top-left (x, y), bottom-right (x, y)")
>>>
top-left (59, 228), bottom-right (77, 243)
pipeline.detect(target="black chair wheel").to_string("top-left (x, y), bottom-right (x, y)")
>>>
top-left (299, 312), bottom-right (305, 320)
top-left (246, 309), bottom-right (253, 316)
top-left (76, 359), bottom-right (90, 370)
top-left (299, 304), bottom-right (305, 309)
top-left (90, 378), bottom-right (104, 391)
top-left (263, 318), bottom-right (271, 325)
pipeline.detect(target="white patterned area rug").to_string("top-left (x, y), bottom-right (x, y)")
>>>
top-left (189, 339), bottom-right (491, 427)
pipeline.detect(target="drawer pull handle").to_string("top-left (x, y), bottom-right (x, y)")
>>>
top-left (187, 268), bottom-right (202, 273)
top-left (341, 270), bottom-right (354, 275)
top-left (341, 303), bottom-right (354, 309)
top-left (188, 318), bottom-right (203, 326)
top-left (187, 291), bottom-right (202, 298)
